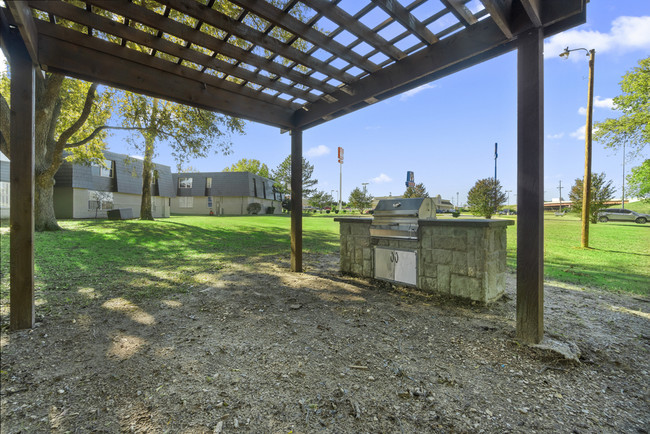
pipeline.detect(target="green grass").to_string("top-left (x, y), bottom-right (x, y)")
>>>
top-left (506, 213), bottom-right (649, 294)
top-left (1, 214), bottom-right (648, 307)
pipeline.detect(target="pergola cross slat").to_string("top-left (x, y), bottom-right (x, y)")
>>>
top-left (1, 0), bottom-right (588, 344)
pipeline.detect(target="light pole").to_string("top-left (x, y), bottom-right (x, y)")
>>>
top-left (560, 46), bottom-right (595, 248)
top-left (505, 190), bottom-right (512, 207)
top-left (622, 141), bottom-right (626, 209)
top-left (330, 189), bottom-right (335, 211)
top-left (456, 192), bottom-right (459, 210)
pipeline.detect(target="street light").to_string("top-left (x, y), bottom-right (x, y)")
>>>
top-left (560, 46), bottom-right (595, 248)
top-left (505, 190), bottom-right (512, 207)
top-left (330, 189), bottom-right (335, 211)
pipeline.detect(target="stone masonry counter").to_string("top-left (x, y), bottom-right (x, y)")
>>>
top-left (335, 217), bottom-right (514, 303)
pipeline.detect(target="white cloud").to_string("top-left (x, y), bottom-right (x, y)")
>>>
top-left (569, 125), bottom-right (585, 141)
top-left (372, 173), bottom-right (392, 183)
top-left (578, 96), bottom-right (615, 115)
top-left (305, 145), bottom-right (330, 158)
top-left (400, 83), bottom-right (436, 101)
top-left (545, 16), bottom-right (650, 59)
top-left (547, 132), bottom-right (564, 140)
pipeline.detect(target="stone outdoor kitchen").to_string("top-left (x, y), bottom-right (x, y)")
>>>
top-left (336, 198), bottom-right (513, 304)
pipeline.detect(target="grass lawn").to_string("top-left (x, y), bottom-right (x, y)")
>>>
top-left (1, 213), bottom-right (648, 305)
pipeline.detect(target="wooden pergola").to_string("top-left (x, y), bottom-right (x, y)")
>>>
top-left (1, 0), bottom-right (587, 343)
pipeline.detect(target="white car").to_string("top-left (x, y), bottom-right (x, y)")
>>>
top-left (597, 208), bottom-right (649, 224)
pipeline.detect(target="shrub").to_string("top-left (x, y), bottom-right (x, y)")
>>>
top-left (247, 202), bottom-right (262, 215)
top-left (266, 206), bottom-right (275, 214)
top-left (334, 209), bottom-right (339, 214)
top-left (452, 211), bottom-right (461, 218)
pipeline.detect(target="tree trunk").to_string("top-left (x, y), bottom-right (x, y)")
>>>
top-left (35, 173), bottom-right (61, 231)
top-left (140, 138), bottom-right (154, 220)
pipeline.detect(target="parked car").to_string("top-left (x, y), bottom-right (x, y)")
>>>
top-left (597, 208), bottom-right (649, 224)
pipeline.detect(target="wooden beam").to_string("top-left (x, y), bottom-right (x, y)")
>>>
top-left (370, 0), bottom-right (438, 45)
top-left (28, 1), bottom-right (317, 104)
top-left (290, 129), bottom-right (303, 272)
top-left (520, 0), bottom-right (542, 27)
top-left (8, 30), bottom-right (35, 330)
top-left (80, 0), bottom-right (337, 95)
top-left (516, 28), bottom-right (544, 344)
top-left (294, 0), bottom-right (585, 129)
top-left (6, 1), bottom-right (39, 65)
top-left (441, 0), bottom-right (478, 27)
top-left (480, 0), bottom-right (513, 38)
top-left (161, 0), bottom-right (355, 85)
top-left (0, 8), bottom-right (12, 61)
top-left (304, 0), bottom-right (406, 61)
top-left (295, 18), bottom-right (508, 128)
top-left (34, 20), bottom-right (301, 111)
top-left (227, 0), bottom-right (380, 73)
top-left (38, 36), bottom-right (295, 129)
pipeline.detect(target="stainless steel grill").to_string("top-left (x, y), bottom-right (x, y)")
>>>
top-left (369, 197), bottom-right (436, 240)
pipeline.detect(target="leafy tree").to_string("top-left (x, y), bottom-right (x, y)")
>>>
top-left (626, 160), bottom-right (650, 203)
top-left (223, 158), bottom-right (270, 178)
top-left (348, 187), bottom-right (374, 211)
top-left (1, 72), bottom-right (114, 231)
top-left (593, 57), bottom-right (649, 158)
top-left (403, 183), bottom-right (429, 198)
top-left (467, 178), bottom-right (506, 219)
top-left (568, 172), bottom-right (616, 223)
top-left (117, 94), bottom-right (244, 220)
top-left (271, 155), bottom-right (318, 197)
top-left (308, 190), bottom-right (334, 209)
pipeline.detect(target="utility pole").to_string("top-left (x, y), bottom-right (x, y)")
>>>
top-left (338, 147), bottom-right (344, 212)
top-left (494, 142), bottom-right (498, 213)
top-left (558, 181), bottom-right (563, 213)
top-left (622, 141), bottom-right (626, 209)
top-left (560, 46), bottom-right (595, 248)
top-left (456, 192), bottom-right (459, 210)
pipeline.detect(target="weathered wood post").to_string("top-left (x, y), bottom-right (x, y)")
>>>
top-left (8, 32), bottom-right (36, 330)
top-left (290, 129), bottom-right (302, 272)
top-left (516, 28), bottom-right (544, 344)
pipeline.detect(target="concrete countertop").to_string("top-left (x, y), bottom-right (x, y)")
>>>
top-left (334, 217), bottom-right (514, 227)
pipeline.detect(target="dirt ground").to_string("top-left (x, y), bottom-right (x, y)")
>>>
top-left (1, 253), bottom-right (649, 433)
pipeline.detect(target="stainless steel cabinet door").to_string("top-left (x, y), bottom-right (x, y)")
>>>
top-left (393, 250), bottom-right (417, 285)
top-left (374, 247), bottom-right (395, 281)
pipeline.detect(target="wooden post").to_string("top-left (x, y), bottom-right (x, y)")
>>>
top-left (9, 33), bottom-right (36, 330)
top-left (580, 49), bottom-right (595, 248)
top-left (290, 129), bottom-right (303, 272)
top-left (516, 28), bottom-right (544, 344)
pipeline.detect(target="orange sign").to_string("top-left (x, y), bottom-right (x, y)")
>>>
top-left (338, 146), bottom-right (344, 163)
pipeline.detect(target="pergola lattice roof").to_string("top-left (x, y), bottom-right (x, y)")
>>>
top-left (3, 0), bottom-right (584, 129)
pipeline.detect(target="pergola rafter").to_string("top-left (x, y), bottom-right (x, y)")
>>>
top-left (1, 0), bottom-right (587, 343)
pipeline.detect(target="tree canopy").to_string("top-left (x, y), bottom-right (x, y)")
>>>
top-left (568, 172), bottom-right (616, 223)
top-left (467, 178), bottom-right (506, 219)
top-left (626, 159), bottom-right (650, 203)
top-left (594, 56), bottom-right (649, 158)
top-left (271, 155), bottom-right (318, 197)
top-left (403, 183), bottom-right (429, 198)
top-left (348, 187), bottom-right (374, 211)
top-left (223, 158), bottom-right (270, 178)
top-left (118, 93), bottom-right (245, 220)
top-left (1, 71), bottom-right (113, 231)
top-left (308, 190), bottom-right (335, 209)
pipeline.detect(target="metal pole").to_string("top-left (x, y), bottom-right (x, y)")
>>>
top-left (558, 181), bottom-right (562, 213)
top-left (338, 160), bottom-right (342, 212)
top-left (494, 142), bottom-right (498, 213)
top-left (581, 49), bottom-right (595, 248)
top-left (622, 142), bottom-right (625, 209)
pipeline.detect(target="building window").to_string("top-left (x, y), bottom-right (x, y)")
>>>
top-left (178, 177), bottom-right (193, 189)
top-left (91, 160), bottom-right (114, 178)
top-left (179, 196), bottom-right (193, 208)
top-left (206, 177), bottom-right (212, 189)
top-left (207, 196), bottom-right (213, 207)
top-left (88, 190), bottom-right (113, 210)
top-left (262, 181), bottom-right (267, 199)
top-left (0, 182), bottom-right (9, 208)
top-left (253, 179), bottom-right (258, 197)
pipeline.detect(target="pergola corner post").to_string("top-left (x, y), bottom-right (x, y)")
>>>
top-left (290, 129), bottom-right (303, 272)
top-left (8, 32), bottom-right (36, 330)
top-left (516, 28), bottom-right (544, 344)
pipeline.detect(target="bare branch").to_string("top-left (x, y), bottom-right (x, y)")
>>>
top-left (65, 126), bottom-right (151, 148)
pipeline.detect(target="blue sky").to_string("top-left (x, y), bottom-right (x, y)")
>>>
top-left (2, 0), bottom-right (649, 205)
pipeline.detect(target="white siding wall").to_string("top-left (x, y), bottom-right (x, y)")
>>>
top-left (171, 196), bottom-right (282, 215)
